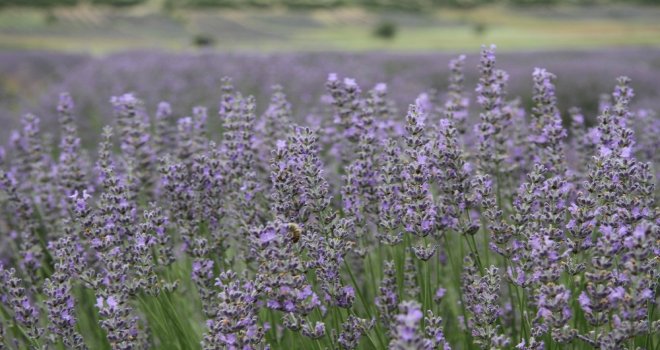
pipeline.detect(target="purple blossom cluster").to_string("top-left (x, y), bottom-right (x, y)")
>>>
top-left (0, 46), bottom-right (658, 350)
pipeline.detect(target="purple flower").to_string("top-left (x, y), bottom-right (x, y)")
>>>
top-left (259, 228), bottom-right (277, 244)
top-left (607, 286), bottom-right (625, 304)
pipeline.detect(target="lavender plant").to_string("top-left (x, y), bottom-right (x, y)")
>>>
top-left (0, 47), bottom-right (657, 350)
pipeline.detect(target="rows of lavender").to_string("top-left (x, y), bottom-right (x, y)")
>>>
top-left (5, 49), bottom-right (660, 148)
top-left (0, 45), bottom-right (658, 350)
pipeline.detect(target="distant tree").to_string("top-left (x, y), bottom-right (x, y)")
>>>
top-left (247, 0), bottom-right (272, 7)
top-left (91, 0), bottom-right (147, 6)
top-left (186, 0), bottom-right (238, 7)
top-left (281, 0), bottom-right (342, 9)
top-left (509, 0), bottom-right (559, 4)
top-left (192, 33), bottom-right (215, 46)
top-left (0, 0), bottom-right (78, 7)
top-left (373, 20), bottom-right (397, 39)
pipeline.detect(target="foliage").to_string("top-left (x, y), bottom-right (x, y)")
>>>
top-left (90, 0), bottom-right (147, 6)
top-left (2, 0), bottom-right (659, 9)
top-left (0, 0), bottom-right (77, 7)
top-left (191, 33), bottom-right (215, 47)
top-left (373, 20), bottom-right (397, 40)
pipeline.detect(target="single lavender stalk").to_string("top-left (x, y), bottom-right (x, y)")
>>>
top-left (387, 300), bottom-right (433, 350)
top-left (376, 139), bottom-right (404, 245)
top-left (57, 92), bottom-right (86, 198)
top-left (598, 93), bottom-right (612, 115)
top-left (288, 126), bottom-right (331, 220)
top-left (367, 83), bottom-right (398, 139)
top-left (218, 76), bottom-right (236, 120)
top-left (566, 190), bottom-right (597, 257)
top-left (95, 127), bottom-right (134, 243)
top-left (202, 270), bottom-right (268, 349)
top-left (303, 218), bottom-right (356, 309)
top-left (11, 113), bottom-right (44, 194)
top-left (475, 45), bottom-right (510, 177)
top-left (529, 68), bottom-right (567, 175)
top-left (632, 108), bottom-right (660, 188)
top-left (129, 213), bottom-right (161, 295)
top-left (567, 107), bottom-right (590, 186)
top-left (143, 203), bottom-right (175, 269)
top-left (85, 127), bottom-right (141, 349)
top-left (462, 257), bottom-right (510, 349)
top-left (414, 92), bottom-right (436, 127)
top-left (65, 190), bottom-right (97, 288)
top-left (337, 315), bottom-right (375, 350)
top-left (269, 138), bottom-right (305, 223)
top-left (174, 116), bottom-right (195, 164)
top-left (257, 85), bottom-right (293, 172)
top-left (325, 74), bottom-right (363, 143)
top-left (504, 164), bottom-right (547, 289)
top-left (0, 265), bottom-right (44, 347)
top-left (0, 170), bottom-right (43, 278)
top-left (401, 104), bottom-right (436, 239)
top-left (528, 175), bottom-right (570, 282)
top-left (444, 54), bottom-right (470, 136)
top-left (433, 118), bottom-right (478, 235)
top-left (153, 101), bottom-right (176, 159)
top-left (342, 162), bottom-right (365, 223)
top-left (503, 98), bottom-right (530, 183)
top-left (15, 112), bottom-right (60, 230)
top-left (191, 238), bottom-right (218, 319)
top-left (533, 283), bottom-right (573, 342)
top-left (95, 290), bottom-right (140, 350)
top-left (192, 106), bottom-right (209, 154)
top-left (425, 310), bottom-right (451, 350)
top-left (403, 255), bottom-right (420, 300)
top-left (111, 93), bottom-right (155, 200)
top-left (159, 156), bottom-right (196, 251)
top-left (220, 92), bottom-right (260, 235)
top-left (341, 96), bottom-right (378, 225)
top-left (375, 261), bottom-right (398, 335)
top-left (578, 225), bottom-right (619, 333)
top-left (477, 173), bottom-right (511, 258)
top-left (43, 237), bottom-right (87, 349)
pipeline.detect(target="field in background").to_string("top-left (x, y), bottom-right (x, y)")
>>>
top-left (1, 4), bottom-right (660, 53)
top-left (2, 48), bottom-right (660, 148)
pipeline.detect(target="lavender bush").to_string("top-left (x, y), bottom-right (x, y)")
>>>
top-left (0, 45), bottom-right (658, 350)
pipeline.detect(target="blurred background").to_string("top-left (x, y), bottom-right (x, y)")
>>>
top-left (1, 0), bottom-right (660, 143)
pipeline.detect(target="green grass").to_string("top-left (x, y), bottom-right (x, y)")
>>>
top-left (1, 4), bottom-right (660, 53)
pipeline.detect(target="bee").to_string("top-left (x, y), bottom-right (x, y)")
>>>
top-left (287, 223), bottom-right (302, 243)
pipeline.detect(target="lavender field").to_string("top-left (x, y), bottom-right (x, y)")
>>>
top-left (0, 43), bottom-right (659, 350)
top-left (3, 49), bottom-right (660, 145)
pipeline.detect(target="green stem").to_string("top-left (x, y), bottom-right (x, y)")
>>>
top-left (443, 234), bottom-right (471, 348)
top-left (343, 260), bottom-right (373, 320)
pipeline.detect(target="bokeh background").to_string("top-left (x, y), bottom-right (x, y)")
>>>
top-left (1, 0), bottom-right (660, 143)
